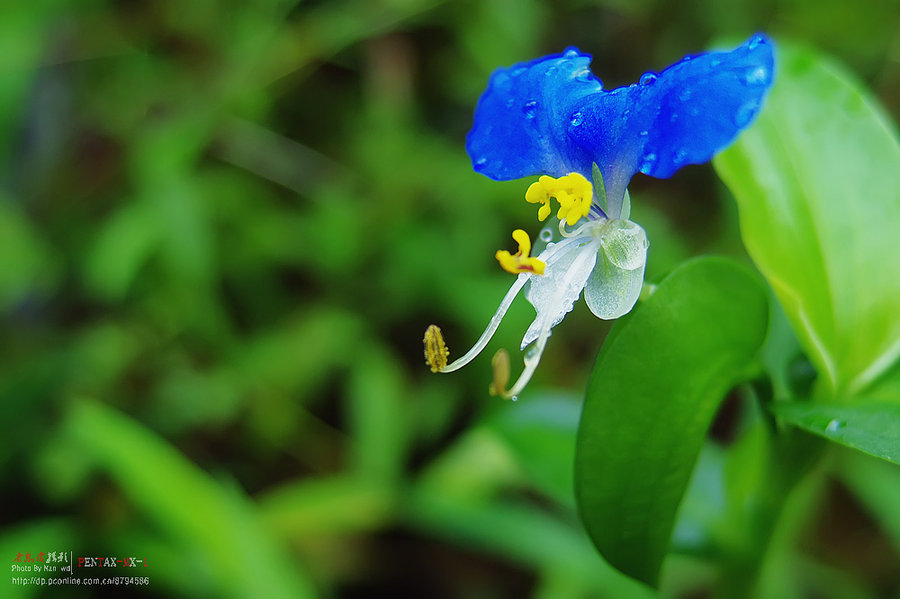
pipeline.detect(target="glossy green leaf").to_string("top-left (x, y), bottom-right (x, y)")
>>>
top-left (773, 400), bottom-right (900, 465)
top-left (714, 44), bottom-right (900, 394)
top-left (576, 257), bottom-right (769, 586)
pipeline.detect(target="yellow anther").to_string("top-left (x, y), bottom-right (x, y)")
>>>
top-left (555, 173), bottom-right (593, 225)
top-left (424, 324), bottom-right (449, 373)
top-left (488, 349), bottom-right (511, 397)
top-left (524, 172), bottom-right (593, 225)
top-left (495, 229), bottom-right (546, 275)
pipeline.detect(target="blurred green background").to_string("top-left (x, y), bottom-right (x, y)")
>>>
top-left (1, 1), bottom-right (898, 597)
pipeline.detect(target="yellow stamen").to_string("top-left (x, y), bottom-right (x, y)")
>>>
top-left (524, 172), bottom-right (593, 225)
top-left (423, 324), bottom-right (449, 373)
top-left (495, 229), bottom-right (546, 275)
top-left (488, 349), bottom-right (511, 397)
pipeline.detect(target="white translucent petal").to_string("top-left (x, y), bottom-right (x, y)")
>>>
top-left (521, 235), bottom-right (599, 349)
top-left (584, 222), bottom-right (648, 320)
top-left (599, 219), bottom-right (648, 270)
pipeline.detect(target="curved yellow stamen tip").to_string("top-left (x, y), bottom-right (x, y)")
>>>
top-left (496, 229), bottom-right (545, 275)
top-left (524, 172), bottom-right (593, 225)
top-left (488, 349), bottom-right (511, 397)
top-left (424, 324), bottom-right (449, 373)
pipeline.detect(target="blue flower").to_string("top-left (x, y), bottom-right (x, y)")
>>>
top-left (425, 35), bottom-right (774, 398)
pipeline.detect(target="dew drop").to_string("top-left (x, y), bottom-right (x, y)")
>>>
top-left (639, 130), bottom-right (648, 137)
top-left (475, 157), bottom-right (488, 167)
top-left (523, 100), bottom-right (538, 119)
top-left (539, 228), bottom-right (553, 242)
top-left (734, 101), bottom-right (757, 127)
top-left (545, 65), bottom-right (558, 76)
top-left (673, 149), bottom-right (687, 165)
top-left (623, 109), bottom-right (631, 117)
top-left (748, 34), bottom-right (765, 49)
top-left (639, 72), bottom-right (657, 86)
top-left (743, 66), bottom-right (768, 86)
top-left (639, 153), bottom-right (657, 173)
top-left (825, 419), bottom-right (845, 433)
top-left (574, 67), bottom-right (594, 83)
top-left (569, 111), bottom-right (583, 127)
top-left (563, 47), bottom-right (579, 58)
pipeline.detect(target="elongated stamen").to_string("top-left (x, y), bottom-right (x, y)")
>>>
top-left (423, 325), bottom-right (449, 372)
top-left (492, 237), bottom-right (599, 398)
top-left (427, 274), bottom-right (529, 374)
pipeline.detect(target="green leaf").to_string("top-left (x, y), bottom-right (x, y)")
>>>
top-left (575, 257), bottom-right (769, 586)
top-left (65, 400), bottom-right (316, 599)
top-left (773, 400), bottom-right (900, 465)
top-left (713, 43), bottom-right (900, 394)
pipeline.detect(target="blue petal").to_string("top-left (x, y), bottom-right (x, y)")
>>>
top-left (465, 47), bottom-right (602, 181)
top-left (467, 35), bottom-right (775, 213)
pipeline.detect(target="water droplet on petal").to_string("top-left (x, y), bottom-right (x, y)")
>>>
top-left (734, 101), bottom-right (758, 127)
top-left (511, 67), bottom-right (526, 77)
top-left (679, 88), bottom-right (692, 101)
top-left (674, 149), bottom-right (687, 165)
top-left (505, 97), bottom-right (515, 108)
top-left (623, 109), bottom-right (631, 117)
top-left (742, 66), bottom-right (768, 86)
top-left (563, 47), bottom-right (580, 58)
top-left (639, 130), bottom-right (648, 137)
top-left (825, 419), bottom-right (845, 432)
top-left (523, 101), bottom-right (539, 119)
top-left (569, 111), bottom-right (583, 127)
top-left (545, 65), bottom-right (558, 76)
top-left (669, 112), bottom-right (679, 123)
top-left (639, 153), bottom-right (657, 173)
top-left (573, 67), bottom-right (594, 83)
top-left (748, 34), bottom-right (765, 49)
top-left (539, 228), bottom-right (553, 242)
top-left (475, 157), bottom-right (488, 167)
top-left (639, 72), bottom-right (657, 85)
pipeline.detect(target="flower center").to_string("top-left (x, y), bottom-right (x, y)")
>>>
top-left (524, 173), bottom-right (593, 226)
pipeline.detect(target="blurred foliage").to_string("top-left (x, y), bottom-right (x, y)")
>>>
top-left (0, 0), bottom-right (898, 597)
